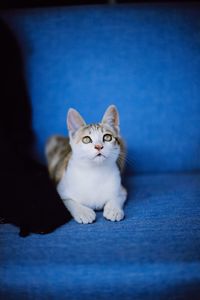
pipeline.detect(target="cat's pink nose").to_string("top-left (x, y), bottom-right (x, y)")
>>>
top-left (94, 144), bottom-right (104, 151)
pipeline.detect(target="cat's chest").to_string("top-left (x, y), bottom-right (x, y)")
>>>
top-left (69, 164), bottom-right (117, 192)
top-left (59, 162), bottom-right (120, 208)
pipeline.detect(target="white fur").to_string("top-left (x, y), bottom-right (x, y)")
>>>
top-left (57, 156), bottom-right (127, 223)
top-left (57, 106), bottom-right (127, 224)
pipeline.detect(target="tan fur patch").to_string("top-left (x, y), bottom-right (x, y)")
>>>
top-left (116, 137), bottom-right (126, 173)
top-left (45, 135), bottom-right (71, 184)
top-left (73, 124), bottom-right (102, 143)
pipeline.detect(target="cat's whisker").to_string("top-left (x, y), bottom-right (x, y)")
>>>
top-left (124, 158), bottom-right (135, 168)
top-left (118, 153), bottom-right (135, 168)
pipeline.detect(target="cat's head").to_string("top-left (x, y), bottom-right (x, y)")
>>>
top-left (66, 105), bottom-right (121, 165)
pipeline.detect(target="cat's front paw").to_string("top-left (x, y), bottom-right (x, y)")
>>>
top-left (103, 203), bottom-right (124, 222)
top-left (73, 205), bottom-right (96, 224)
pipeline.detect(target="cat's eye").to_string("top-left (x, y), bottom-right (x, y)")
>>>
top-left (82, 136), bottom-right (92, 144)
top-left (103, 134), bottom-right (112, 142)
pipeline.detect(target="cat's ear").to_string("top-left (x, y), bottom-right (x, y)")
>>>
top-left (101, 105), bottom-right (120, 132)
top-left (67, 108), bottom-right (86, 134)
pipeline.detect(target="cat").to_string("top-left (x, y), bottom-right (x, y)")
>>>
top-left (45, 105), bottom-right (127, 224)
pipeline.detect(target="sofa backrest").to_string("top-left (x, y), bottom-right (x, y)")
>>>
top-left (1, 3), bottom-right (200, 174)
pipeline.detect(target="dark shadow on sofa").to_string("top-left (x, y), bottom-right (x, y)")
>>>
top-left (0, 19), bottom-right (71, 237)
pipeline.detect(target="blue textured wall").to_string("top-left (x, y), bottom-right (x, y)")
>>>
top-left (1, 4), bottom-right (200, 173)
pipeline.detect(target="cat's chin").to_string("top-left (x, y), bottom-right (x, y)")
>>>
top-left (92, 154), bottom-right (107, 164)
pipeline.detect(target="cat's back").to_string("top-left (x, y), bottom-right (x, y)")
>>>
top-left (45, 135), bottom-right (71, 184)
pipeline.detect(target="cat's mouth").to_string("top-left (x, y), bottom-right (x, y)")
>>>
top-left (94, 153), bottom-right (106, 159)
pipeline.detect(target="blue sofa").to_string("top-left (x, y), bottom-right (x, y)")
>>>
top-left (1, 3), bottom-right (200, 299)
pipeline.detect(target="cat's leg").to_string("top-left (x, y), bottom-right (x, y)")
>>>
top-left (103, 186), bottom-right (127, 222)
top-left (62, 198), bottom-right (96, 224)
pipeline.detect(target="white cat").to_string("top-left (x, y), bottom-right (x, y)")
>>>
top-left (45, 105), bottom-right (127, 224)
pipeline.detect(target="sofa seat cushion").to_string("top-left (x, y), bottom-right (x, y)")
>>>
top-left (1, 172), bottom-right (200, 299)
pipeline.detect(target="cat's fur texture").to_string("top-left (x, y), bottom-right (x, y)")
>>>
top-left (45, 105), bottom-right (127, 224)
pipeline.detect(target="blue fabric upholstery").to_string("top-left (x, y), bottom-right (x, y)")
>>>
top-left (1, 173), bottom-right (200, 299)
top-left (1, 3), bottom-right (200, 173)
top-left (1, 3), bottom-right (200, 300)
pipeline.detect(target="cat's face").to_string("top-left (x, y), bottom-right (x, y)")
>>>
top-left (67, 105), bottom-right (121, 165)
